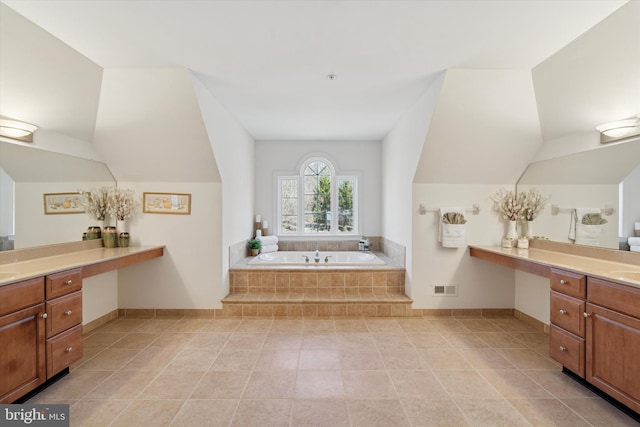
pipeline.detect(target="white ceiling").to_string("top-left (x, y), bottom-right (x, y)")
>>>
top-left (2, 0), bottom-right (628, 141)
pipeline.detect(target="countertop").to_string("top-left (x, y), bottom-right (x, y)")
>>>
top-left (470, 245), bottom-right (640, 289)
top-left (0, 245), bottom-right (164, 286)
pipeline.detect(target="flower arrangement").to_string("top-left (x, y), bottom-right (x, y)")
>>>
top-left (520, 188), bottom-right (549, 221)
top-left (490, 188), bottom-right (524, 221)
top-left (82, 187), bottom-right (110, 221)
top-left (108, 187), bottom-right (136, 221)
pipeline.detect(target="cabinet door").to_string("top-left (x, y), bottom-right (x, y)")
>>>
top-left (586, 302), bottom-right (640, 413)
top-left (0, 304), bottom-right (46, 403)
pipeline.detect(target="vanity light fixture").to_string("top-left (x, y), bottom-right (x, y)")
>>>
top-left (596, 115), bottom-right (640, 144)
top-left (0, 118), bottom-right (38, 142)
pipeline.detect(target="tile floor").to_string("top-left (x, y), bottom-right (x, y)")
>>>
top-left (27, 315), bottom-right (638, 426)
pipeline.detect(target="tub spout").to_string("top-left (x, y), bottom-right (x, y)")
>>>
top-left (302, 255), bottom-right (309, 263)
top-left (314, 250), bottom-right (320, 263)
top-left (324, 256), bottom-right (332, 263)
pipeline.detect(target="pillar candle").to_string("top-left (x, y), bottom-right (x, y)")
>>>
top-left (262, 220), bottom-right (268, 228)
top-left (255, 214), bottom-right (261, 223)
top-left (256, 229), bottom-right (262, 237)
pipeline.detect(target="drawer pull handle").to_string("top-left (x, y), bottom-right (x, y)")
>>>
top-left (559, 309), bottom-right (567, 315)
top-left (559, 346), bottom-right (567, 352)
top-left (66, 347), bottom-right (73, 353)
top-left (64, 310), bottom-right (73, 316)
top-left (40, 313), bottom-right (48, 319)
top-left (64, 280), bottom-right (73, 285)
top-left (559, 279), bottom-right (568, 285)
top-left (583, 312), bottom-right (591, 318)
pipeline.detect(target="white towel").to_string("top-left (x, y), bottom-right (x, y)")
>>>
top-left (257, 235), bottom-right (278, 246)
top-left (631, 245), bottom-right (640, 253)
top-left (628, 237), bottom-right (640, 246)
top-left (439, 207), bottom-right (466, 248)
top-left (568, 208), bottom-right (601, 241)
top-left (260, 244), bottom-right (279, 253)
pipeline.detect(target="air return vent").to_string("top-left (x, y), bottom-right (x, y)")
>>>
top-left (433, 284), bottom-right (458, 296)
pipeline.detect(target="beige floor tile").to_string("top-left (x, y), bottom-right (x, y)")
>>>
top-left (301, 333), bottom-right (338, 349)
top-left (263, 332), bottom-right (302, 349)
top-left (291, 399), bottom-right (350, 427)
top-left (372, 332), bottom-right (414, 349)
top-left (457, 348), bottom-right (516, 370)
top-left (347, 399), bottom-right (410, 427)
top-left (149, 332), bottom-right (196, 350)
top-left (190, 371), bottom-right (250, 399)
top-left (299, 349), bottom-right (341, 370)
top-left (231, 399), bottom-right (291, 427)
top-left (140, 371), bottom-right (204, 399)
top-left (509, 398), bottom-right (590, 426)
top-left (427, 319), bottom-right (471, 333)
top-left (171, 399), bottom-right (239, 427)
top-left (269, 319), bottom-right (304, 333)
top-left (75, 348), bottom-right (141, 371)
top-left (302, 319), bottom-right (336, 333)
top-left (434, 370), bottom-right (501, 399)
top-left (83, 332), bottom-right (127, 349)
top-left (209, 349), bottom-right (259, 371)
top-left (489, 317), bottom-right (537, 332)
top-left (335, 332), bottom-right (376, 349)
top-left (380, 348), bottom-right (422, 370)
top-left (342, 370), bottom-right (396, 398)
top-left (98, 318), bottom-right (150, 333)
top-left (339, 348), bottom-right (385, 370)
top-left (199, 318), bottom-right (241, 332)
top-left (401, 398), bottom-right (470, 427)
top-left (166, 349), bottom-right (218, 371)
top-left (389, 370), bottom-right (447, 399)
top-left (417, 348), bottom-right (472, 370)
top-left (243, 370), bottom-right (296, 398)
top-left (395, 318), bottom-right (434, 332)
top-left (457, 318), bottom-right (504, 332)
top-left (406, 332), bottom-right (451, 349)
top-left (295, 370), bottom-right (345, 398)
top-left (254, 348), bottom-right (300, 370)
top-left (110, 399), bottom-right (184, 427)
top-left (87, 370), bottom-right (158, 399)
top-left (334, 318), bottom-right (369, 332)
top-left (168, 318), bottom-right (211, 333)
top-left (70, 399), bottom-right (130, 427)
top-left (31, 370), bottom-right (112, 400)
top-left (365, 318), bottom-right (403, 332)
top-left (522, 370), bottom-right (596, 398)
top-left (478, 370), bottom-right (552, 398)
top-left (110, 332), bottom-right (160, 350)
top-left (185, 332), bottom-right (230, 350)
top-left (236, 318), bottom-right (273, 332)
top-left (496, 348), bottom-right (558, 370)
top-left (224, 332), bottom-right (266, 350)
top-left (443, 332), bottom-right (490, 349)
top-left (121, 348), bottom-right (180, 371)
top-left (475, 332), bottom-right (528, 348)
top-left (561, 397), bottom-right (640, 426)
top-left (454, 398), bottom-right (531, 426)
top-left (133, 318), bottom-right (181, 333)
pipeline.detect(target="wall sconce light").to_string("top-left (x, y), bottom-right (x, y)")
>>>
top-left (0, 118), bottom-right (38, 142)
top-left (596, 115), bottom-right (640, 144)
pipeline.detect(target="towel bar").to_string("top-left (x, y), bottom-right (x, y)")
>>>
top-left (418, 204), bottom-right (480, 215)
top-left (550, 204), bottom-right (616, 216)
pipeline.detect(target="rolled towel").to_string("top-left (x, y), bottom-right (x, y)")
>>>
top-left (260, 244), bottom-right (279, 253)
top-left (257, 235), bottom-right (278, 246)
top-left (628, 237), bottom-right (640, 246)
top-left (569, 208), bottom-right (601, 241)
top-left (439, 207), bottom-right (466, 248)
top-left (631, 245), bottom-right (640, 253)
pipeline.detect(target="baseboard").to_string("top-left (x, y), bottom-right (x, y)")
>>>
top-left (83, 309), bottom-right (119, 334)
top-left (513, 308), bottom-right (549, 333)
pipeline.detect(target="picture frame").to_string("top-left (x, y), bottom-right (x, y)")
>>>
top-left (43, 192), bottom-right (86, 215)
top-left (143, 192), bottom-right (191, 215)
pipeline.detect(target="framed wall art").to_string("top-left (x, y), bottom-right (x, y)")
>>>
top-left (43, 192), bottom-right (86, 215)
top-left (143, 192), bottom-right (191, 215)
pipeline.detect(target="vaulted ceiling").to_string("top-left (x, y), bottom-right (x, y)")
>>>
top-left (1, 0), bottom-right (628, 141)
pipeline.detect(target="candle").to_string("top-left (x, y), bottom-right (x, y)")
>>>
top-left (255, 214), bottom-right (261, 223)
top-left (262, 220), bottom-right (268, 228)
top-left (256, 229), bottom-right (262, 237)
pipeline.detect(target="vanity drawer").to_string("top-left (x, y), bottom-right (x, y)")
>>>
top-left (46, 268), bottom-right (82, 299)
top-left (0, 277), bottom-right (44, 317)
top-left (46, 291), bottom-right (82, 338)
top-left (588, 277), bottom-right (640, 319)
top-left (550, 291), bottom-right (585, 337)
top-left (550, 324), bottom-right (585, 378)
top-left (550, 268), bottom-right (586, 299)
top-left (46, 324), bottom-right (83, 378)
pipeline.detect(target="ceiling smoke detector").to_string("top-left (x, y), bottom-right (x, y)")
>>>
top-left (326, 74), bottom-right (337, 81)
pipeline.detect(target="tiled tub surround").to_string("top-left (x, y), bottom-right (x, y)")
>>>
top-left (26, 315), bottom-right (638, 426)
top-left (224, 252), bottom-right (414, 318)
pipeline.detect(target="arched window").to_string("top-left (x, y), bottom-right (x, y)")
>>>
top-left (277, 157), bottom-right (358, 235)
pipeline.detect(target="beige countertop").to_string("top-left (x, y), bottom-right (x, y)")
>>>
top-left (470, 245), bottom-right (640, 289)
top-left (0, 245), bottom-right (164, 286)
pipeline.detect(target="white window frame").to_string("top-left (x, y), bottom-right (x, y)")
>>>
top-left (276, 156), bottom-right (359, 236)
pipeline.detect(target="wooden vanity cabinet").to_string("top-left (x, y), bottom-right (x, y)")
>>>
top-left (0, 277), bottom-right (46, 403)
top-left (585, 277), bottom-right (640, 414)
top-left (549, 269), bottom-right (586, 377)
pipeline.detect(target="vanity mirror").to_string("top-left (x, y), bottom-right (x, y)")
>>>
top-left (517, 139), bottom-right (640, 250)
top-left (0, 141), bottom-right (115, 250)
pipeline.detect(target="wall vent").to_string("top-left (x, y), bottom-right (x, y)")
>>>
top-left (433, 284), bottom-right (458, 296)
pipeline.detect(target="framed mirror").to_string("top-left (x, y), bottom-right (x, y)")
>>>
top-left (517, 139), bottom-right (640, 250)
top-left (0, 141), bottom-right (115, 250)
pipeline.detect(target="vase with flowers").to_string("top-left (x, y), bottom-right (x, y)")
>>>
top-left (108, 187), bottom-right (136, 247)
top-left (491, 188), bottom-right (524, 247)
top-left (82, 187), bottom-right (110, 240)
top-left (519, 188), bottom-right (549, 238)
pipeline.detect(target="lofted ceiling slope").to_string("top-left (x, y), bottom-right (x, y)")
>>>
top-left (1, 0), bottom-right (628, 141)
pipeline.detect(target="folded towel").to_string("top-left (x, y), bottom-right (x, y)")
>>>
top-left (569, 208), bottom-right (601, 241)
top-left (628, 237), bottom-right (640, 246)
top-left (260, 244), bottom-right (278, 253)
top-left (631, 245), bottom-right (640, 253)
top-left (257, 235), bottom-right (278, 246)
top-left (439, 207), bottom-right (466, 248)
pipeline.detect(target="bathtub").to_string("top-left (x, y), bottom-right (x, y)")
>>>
top-left (249, 251), bottom-right (386, 266)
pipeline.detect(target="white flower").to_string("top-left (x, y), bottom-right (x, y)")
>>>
top-left (490, 188), bottom-right (524, 221)
top-left (81, 187), bottom-right (110, 221)
top-left (107, 187), bottom-right (136, 221)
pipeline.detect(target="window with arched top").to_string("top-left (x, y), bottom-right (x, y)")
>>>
top-left (277, 157), bottom-right (358, 235)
